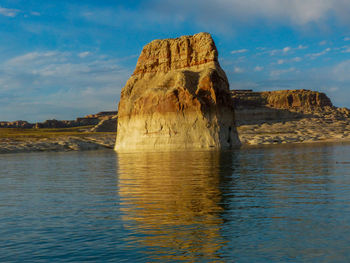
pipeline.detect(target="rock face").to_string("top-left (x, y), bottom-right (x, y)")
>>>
top-left (90, 115), bottom-right (118, 132)
top-left (262, 89), bottom-right (333, 110)
top-left (232, 89), bottom-right (332, 110)
top-left (0, 120), bottom-right (33, 128)
top-left (115, 33), bottom-right (240, 151)
top-left (232, 89), bottom-right (336, 125)
top-left (84, 111), bottom-right (118, 119)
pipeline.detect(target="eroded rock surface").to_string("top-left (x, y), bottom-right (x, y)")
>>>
top-left (232, 89), bottom-right (350, 145)
top-left (115, 33), bottom-right (240, 151)
top-left (90, 115), bottom-right (118, 132)
top-left (232, 89), bottom-right (346, 125)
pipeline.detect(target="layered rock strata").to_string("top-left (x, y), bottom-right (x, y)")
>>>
top-left (0, 111), bottom-right (118, 129)
top-left (232, 89), bottom-right (350, 145)
top-left (115, 33), bottom-right (240, 151)
top-left (231, 89), bottom-right (345, 125)
top-left (90, 115), bottom-right (118, 132)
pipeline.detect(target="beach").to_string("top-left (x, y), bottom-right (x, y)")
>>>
top-left (0, 127), bottom-right (115, 154)
top-left (2, 115), bottom-right (350, 154)
top-left (238, 117), bottom-right (350, 145)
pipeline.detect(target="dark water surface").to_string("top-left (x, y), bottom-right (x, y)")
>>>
top-left (1, 143), bottom-right (350, 262)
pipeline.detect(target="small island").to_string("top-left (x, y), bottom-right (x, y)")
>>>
top-left (115, 32), bottom-right (240, 151)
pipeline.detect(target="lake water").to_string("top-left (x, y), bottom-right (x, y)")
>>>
top-left (1, 143), bottom-right (350, 262)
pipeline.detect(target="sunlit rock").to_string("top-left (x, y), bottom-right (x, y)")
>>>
top-left (115, 32), bottom-right (240, 151)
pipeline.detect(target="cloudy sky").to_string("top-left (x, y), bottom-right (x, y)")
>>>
top-left (1, 0), bottom-right (350, 121)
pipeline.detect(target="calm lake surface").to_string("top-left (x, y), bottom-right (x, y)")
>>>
top-left (1, 143), bottom-right (350, 262)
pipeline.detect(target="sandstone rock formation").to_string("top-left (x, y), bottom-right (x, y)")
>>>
top-left (84, 111), bottom-right (117, 119)
top-left (0, 111), bottom-right (118, 130)
top-left (33, 112), bottom-right (117, 129)
top-left (262, 89), bottom-right (332, 109)
top-left (115, 33), bottom-right (240, 151)
top-left (0, 120), bottom-right (33, 128)
top-left (231, 89), bottom-right (343, 125)
top-left (90, 115), bottom-right (118, 132)
top-left (232, 89), bottom-right (332, 110)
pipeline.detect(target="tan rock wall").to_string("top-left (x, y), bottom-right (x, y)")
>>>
top-left (232, 89), bottom-right (334, 125)
top-left (115, 33), bottom-right (240, 151)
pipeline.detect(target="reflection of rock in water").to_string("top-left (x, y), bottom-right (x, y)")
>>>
top-left (117, 151), bottom-right (232, 262)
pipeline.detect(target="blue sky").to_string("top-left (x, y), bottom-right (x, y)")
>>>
top-left (1, 0), bottom-right (350, 121)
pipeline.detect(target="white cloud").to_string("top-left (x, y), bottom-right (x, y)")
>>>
top-left (78, 51), bottom-right (91, 58)
top-left (0, 51), bottom-right (131, 121)
top-left (266, 44), bottom-right (307, 57)
top-left (277, 59), bottom-right (284, 65)
top-left (231, 49), bottom-right (248, 54)
top-left (292, 57), bottom-right (302, 62)
top-left (30, 11), bottom-right (40, 16)
top-left (344, 37), bottom-right (350, 41)
top-left (319, 40), bottom-right (327, 46)
top-left (254, 66), bottom-right (264, 72)
top-left (270, 67), bottom-right (296, 77)
top-left (0, 7), bottom-right (20, 17)
top-left (6, 51), bottom-right (59, 66)
top-left (333, 60), bottom-right (350, 81)
top-left (151, 0), bottom-right (350, 29)
top-left (234, 66), bottom-right (244, 73)
top-left (306, 48), bottom-right (331, 59)
top-left (269, 49), bottom-right (279, 56)
top-left (329, 86), bottom-right (339, 92)
top-left (342, 47), bottom-right (350, 53)
top-left (298, 45), bottom-right (308, 49)
top-left (283, 47), bottom-right (291, 53)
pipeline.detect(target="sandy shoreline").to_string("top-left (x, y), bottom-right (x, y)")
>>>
top-left (0, 134), bottom-right (116, 154)
top-left (237, 117), bottom-right (350, 145)
top-left (2, 116), bottom-right (350, 154)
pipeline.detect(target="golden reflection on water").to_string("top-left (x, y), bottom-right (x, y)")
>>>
top-left (117, 150), bottom-right (231, 262)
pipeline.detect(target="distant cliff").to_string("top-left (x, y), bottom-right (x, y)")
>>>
top-left (0, 111), bottom-right (118, 131)
top-left (232, 89), bottom-right (349, 125)
top-left (232, 89), bottom-right (332, 109)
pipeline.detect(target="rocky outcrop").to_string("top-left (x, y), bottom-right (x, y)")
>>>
top-left (0, 121), bottom-right (33, 128)
top-left (90, 115), bottom-right (118, 132)
top-left (232, 89), bottom-right (332, 110)
top-left (33, 112), bottom-right (117, 129)
top-left (262, 89), bottom-right (332, 110)
top-left (74, 117), bottom-right (100, 126)
top-left (0, 111), bottom-right (118, 130)
top-left (85, 111), bottom-right (118, 119)
top-left (232, 89), bottom-right (341, 125)
top-left (34, 119), bottom-right (76, 129)
top-left (115, 33), bottom-right (240, 151)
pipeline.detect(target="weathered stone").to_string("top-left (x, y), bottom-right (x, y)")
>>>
top-left (262, 89), bottom-right (333, 110)
top-left (34, 119), bottom-right (76, 129)
top-left (0, 120), bottom-right (34, 128)
top-left (232, 89), bottom-right (337, 125)
top-left (115, 33), bottom-right (240, 151)
top-left (90, 115), bottom-right (118, 132)
top-left (84, 111), bottom-right (118, 119)
top-left (232, 89), bottom-right (333, 110)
